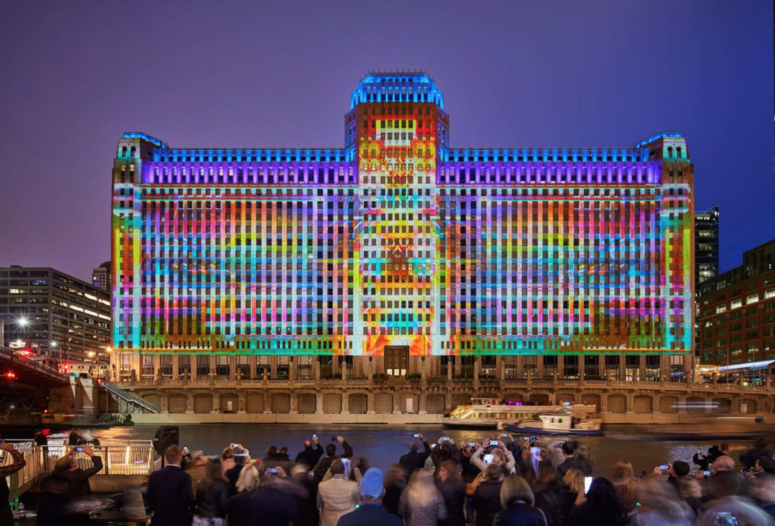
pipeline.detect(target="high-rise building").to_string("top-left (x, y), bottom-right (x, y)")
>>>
top-left (110, 72), bottom-right (693, 384)
top-left (697, 239), bottom-right (775, 366)
top-left (0, 266), bottom-right (111, 363)
top-left (92, 261), bottom-right (111, 292)
top-left (695, 207), bottom-right (720, 285)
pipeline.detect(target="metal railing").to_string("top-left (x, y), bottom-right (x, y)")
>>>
top-left (1, 440), bottom-right (155, 502)
top-left (104, 382), bottom-right (161, 413)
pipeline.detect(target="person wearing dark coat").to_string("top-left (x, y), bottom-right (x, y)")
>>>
top-left (741, 438), bottom-right (771, 469)
top-left (337, 468), bottom-right (403, 526)
top-left (194, 458), bottom-right (230, 524)
top-left (225, 446), bottom-right (251, 495)
top-left (693, 444), bottom-right (722, 471)
top-left (569, 478), bottom-right (627, 526)
top-left (437, 460), bottom-right (466, 526)
top-left (227, 477), bottom-right (302, 526)
top-left (294, 469), bottom-right (321, 526)
top-left (295, 436), bottom-right (325, 468)
top-left (493, 475), bottom-right (547, 526)
top-left (34, 429), bottom-right (48, 447)
top-left (313, 436), bottom-right (354, 481)
top-left (67, 429), bottom-right (82, 446)
top-left (383, 465), bottom-right (407, 516)
top-left (399, 433), bottom-right (432, 475)
top-left (472, 465), bottom-right (505, 526)
top-left (146, 445), bottom-right (195, 526)
top-left (37, 448), bottom-right (103, 526)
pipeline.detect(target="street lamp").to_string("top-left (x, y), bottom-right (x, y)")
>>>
top-left (16, 317), bottom-right (28, 328)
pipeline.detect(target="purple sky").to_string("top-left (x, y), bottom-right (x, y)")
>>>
top-left (0, 0), bottom-right (772, 281)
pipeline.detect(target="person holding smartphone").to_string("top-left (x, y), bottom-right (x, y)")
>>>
top-left (313, 435), bottom-right (354, 481)
top-left (295, 434), bottom-right (324, 469)
top-left (0, 441), bottom-right (26, 525)
top-left (37, 446), bottom-right (105, 525)
top-left (471, 440), bottom-right (516, 475)
top-left (398, 433), bottom-right (431, 475)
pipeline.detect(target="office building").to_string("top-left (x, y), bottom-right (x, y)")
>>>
top-left (110, 72), bottom-right (694, 402)
top-left (0, 266), bottom-right (111, 363)
top-left (695, 207), bottom-right (720, 285)
top-left (92, 261), bottom-right (111, 292)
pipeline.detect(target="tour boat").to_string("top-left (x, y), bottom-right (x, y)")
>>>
top-left (442, 398), bottom-right (597, 430)
top-left (504, 411), bottom-right (604, 437)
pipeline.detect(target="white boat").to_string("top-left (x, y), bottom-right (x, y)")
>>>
top-left (505, 411), bottom-right (603, 436)
top-left (442, 398), bottom-right (598, 429)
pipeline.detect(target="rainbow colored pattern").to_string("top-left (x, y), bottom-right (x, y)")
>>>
top-left (112, 72), bottom-right (693, 356)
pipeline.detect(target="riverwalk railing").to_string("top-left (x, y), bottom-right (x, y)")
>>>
top-left (1, 439), bottom-right (155, 502)
top-left (104, 382), bottom-right (161, 413)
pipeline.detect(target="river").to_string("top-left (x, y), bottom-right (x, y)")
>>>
top-left (86, 424), bottom-right (752, 477)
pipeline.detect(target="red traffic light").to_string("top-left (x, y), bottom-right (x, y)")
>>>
top-left (5, 371), bottom-right (17, 380)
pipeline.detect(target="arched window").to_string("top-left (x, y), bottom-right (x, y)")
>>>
top-left (130, 146), bottom-right (136, 156)
top-left (667, 146), bottom-right (674, 157)
top-left (121, 146), bottom-right (128, 157)
top-left (676, 147), bottom-right (682, 158)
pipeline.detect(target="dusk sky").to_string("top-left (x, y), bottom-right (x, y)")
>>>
top-left (0, 0), bottom-right (772, 281)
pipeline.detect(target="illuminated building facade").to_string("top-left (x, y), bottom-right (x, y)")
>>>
top-left (110, 72), bottom-right (693, 388)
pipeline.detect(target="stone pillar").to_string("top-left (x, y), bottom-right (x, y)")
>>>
top-left (172, 355), bottom-right (179, 381)
top-left (209, 355), bottom-right (216, 378)
top-left (315, 392), bottom-right (324, 414)
top-left (626, 393), bottom-right (634, 414)
top-left (419, 392), bottom-right (427, 414)
top-left (290, 393), bottom-right (298, 414)
top-left (498, 357), bottom-right (505, 382)
top-left (264, 392), bottom-right (272, 414)
top-left (341, 392), bottom-right (349, 414)
top-left (229, 356), bottom-right (236, 380)
top-left (579, 362), bottom-right (585, 385)
top-left (367, 392), bottom-right (375, 414)
top-left (447, 360), bottom-right (453, 381)
top-left (289, 357), bottom-right (295, 386)
top-left (473, 357), bottom-right (480, 384)
top-left (639, 356), bottom-right (646, 382)
top-left (315, 358), bottom-right (321, 383)
top-left (536, 357), bottom-right (543, 380)
top-left (238, 393), bottom-right (246, 413)
top-left (249, 356), bottom-right (257, 380)
top-left (677, 396), bottom-right (687, 414)
top-left (557, 356), bottom-right (565, 380)
top-left (186, 394), bottom-right (194, 414)
top-left (619, 358), bottom-right (626, 383)
top-left (393, 391), bottom-right (401, 414)
top-left (516, 356), bottom-right (524, 379)
top-left (262, 368), bottom-right (268, 385)
top-left (341, 360), bottom-right (347, 382)
top-left (211, 393), bottom-right (220, 413)
top-left (421, 357), bottom-right (426, 380)
top-left (368, 357), bottom-right (374, 384)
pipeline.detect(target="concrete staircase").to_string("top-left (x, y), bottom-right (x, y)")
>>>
top-left (103, 382), bottom-right (160, 413)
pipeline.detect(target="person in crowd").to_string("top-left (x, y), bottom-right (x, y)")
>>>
top-left (756, 457), bottom-right (775, 477)
top-left (234, 464), bottom-right (259, 494)
top-left (221, 447), bottom-right (235, 474)
top-left (0, 442), bottom-right (26, 526)
top-left (741, 438), bottom-right (771, 470)
top-left (296, 435), bottom-right (324, 469)
top-left (399, 468), bottom-right (448, 526)
top-left (574, 446), bottom-right (593, 476)
top-left (532, 465), bottom-right (565, 526)
top-left (225, 446), bottom-right (251, 495)
top-left (262, 445), bottom-right (293, 474)
top-left (697, 473), bottom-right (775, 526)
top-left (318, 459), bottom-right (360, 526)
top-left (146, 445), bottom-right (194, 526)
top-left (400, 433), bottom-right (432, 475)
top-left (292, 464), bottom-right (320, 526)
top-left (186, 452), bottom-right (210, 493)
top-left (38, 446), bottom-right (103, 526)
top-left (555, 442), bottom-right (586, 478)
top-left (676, 477), bottom-right (703, 518)
top-left (493, 474), bottom-right (547, 525)
top-left (471, 441), bottom-right (516, 475)
top-left (473, 464), bottom-right (506, 526)
top-left (34, 429), bottom-right (48, 447)
top-left (429, 439), bottom-right (460, 473)
top-left (569, 477), bottom-right (627, 526)
top-left (227, 466), bottom-right (303, 526)
top-left (693, 445), bottom-right (721, 471)
top-left (749, 474), bottom-right (775, 519)
top-left (314, 436), bottom-right (354, 481)
top-left (437, 460), bottom-right (466, 526)
top-left (546, 440), bottom-right (576, 469)
top-left (561, 468), bottom-right (587, 514)
top-left (611, 459), bottom-right (638, 517)
top-left (337, 468), bottom-right (403, 526)
top-left (67, 428), bottom-right (82, 446)
top-left (635, 476), bottom-right (693, 526)
top-left (660, 461), bottom-right (691, 490)
top-left (384, 464), bottom-right (408, 516)
top-left (194, 457), bottom-right (229, 526)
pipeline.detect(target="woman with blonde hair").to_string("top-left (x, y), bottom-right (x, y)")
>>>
top-left (493, 474), bottom-right (547, 525)
top-left (561, 468), bottom-right (586, 516)
top-left (611, 459), bottom-right (638, 515)
top-left (235, 464), bottom-right (259, 493)
top-left (399, 468), bottom-right (448, 526)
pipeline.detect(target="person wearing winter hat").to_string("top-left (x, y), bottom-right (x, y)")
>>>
top-left (336, 468), bottom-right (403, 526)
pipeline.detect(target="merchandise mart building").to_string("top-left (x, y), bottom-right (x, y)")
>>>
top-left (110, 72), bottom-right (694, 397)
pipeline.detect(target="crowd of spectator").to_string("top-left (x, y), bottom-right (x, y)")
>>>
top-left (4, 431), bottom-right (775, 525)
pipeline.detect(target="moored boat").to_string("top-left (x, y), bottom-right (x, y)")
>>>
top-left (504, 411), bottom-right (604, 436)
top-left (443, 398), bottom-right (597, 430)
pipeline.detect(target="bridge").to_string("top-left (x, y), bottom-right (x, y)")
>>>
top-left (0, 345), bottom-right (69, 387)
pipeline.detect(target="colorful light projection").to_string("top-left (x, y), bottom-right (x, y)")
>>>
top-left (112, 72), bottom-right (693, 356)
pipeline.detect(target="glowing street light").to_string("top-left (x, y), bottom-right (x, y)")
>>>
top-left (51, 341), bottom-right (58, 348)
top-left (16, 317), bottom-right (28, 328)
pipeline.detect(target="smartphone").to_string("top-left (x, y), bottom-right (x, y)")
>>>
top-left (697, 450), bottom-right (702, 455)
top-left (74, 447), bottom-right (84, 452)
top-left (489, 440), bottom-right (499, 446)
top-left (531, 434), bottom-right (537, 442)
top-left (483, 454), bottom-right (494, 464)
top-left (742, 470), bottom-right (751, 476)
top-left (442, 436), bottom-right (450, 442)
top-left (413, 434), bottom-right (420, 438)
top-left (469, 443), bottom-right (477, 449)
top-left (659, 464), bottom-right (670, 470)
top-left (708, 463), bottom-right (713, 469)
top-left (530, 447), bottom-right (541, 461)
top-left (584, 476), bottom-right (593, 494)
top-left (501, 433), bottom-right (509, 438)
top-left (312, 434), bottom-right (317, 439)
top-left (231, 443), bottom-right (238, 449)
top-left (703, 470), bottom-right (711, 476)
top-left (267, 468), bottom-right (277, 474)
top-left (183, 446), bottom-right (190, 452)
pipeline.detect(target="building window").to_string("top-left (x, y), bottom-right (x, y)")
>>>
top-left (440, 356), bottom-right (451, 378)
top-left (178, 355), bottom-right (191, 378)
top-left (319, 356), bottom-right (333, 379)
top-left (460, 356), bottom-right (475, 379)
top-left (141, 355), bottom-right (154, 381)
top-left (297, 356), bottom-right (313, 379)
top-left (160, 355), bottom-right (172, 379)
top-left (256, 356), bottom-right (270, 378)
top-left (277, 356), bottom-right (290, 378)
top-left (480, 356), bottom-right (496, 378)
top-left (237, 356), bottom-right (250, 379)
top-left (197, 355), bottom-right (210, 377)
top-left (120, 354), bottom-right (131, 381)
top-left (215, 356), bottom-right (229, 378)
top-left (504, 356), bottom-right (517, 379)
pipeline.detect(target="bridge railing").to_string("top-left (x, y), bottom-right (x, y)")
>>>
top-left (0, 345), bottom-right (69, 384)
top-left (1, 440), bottom-right (155, 502)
